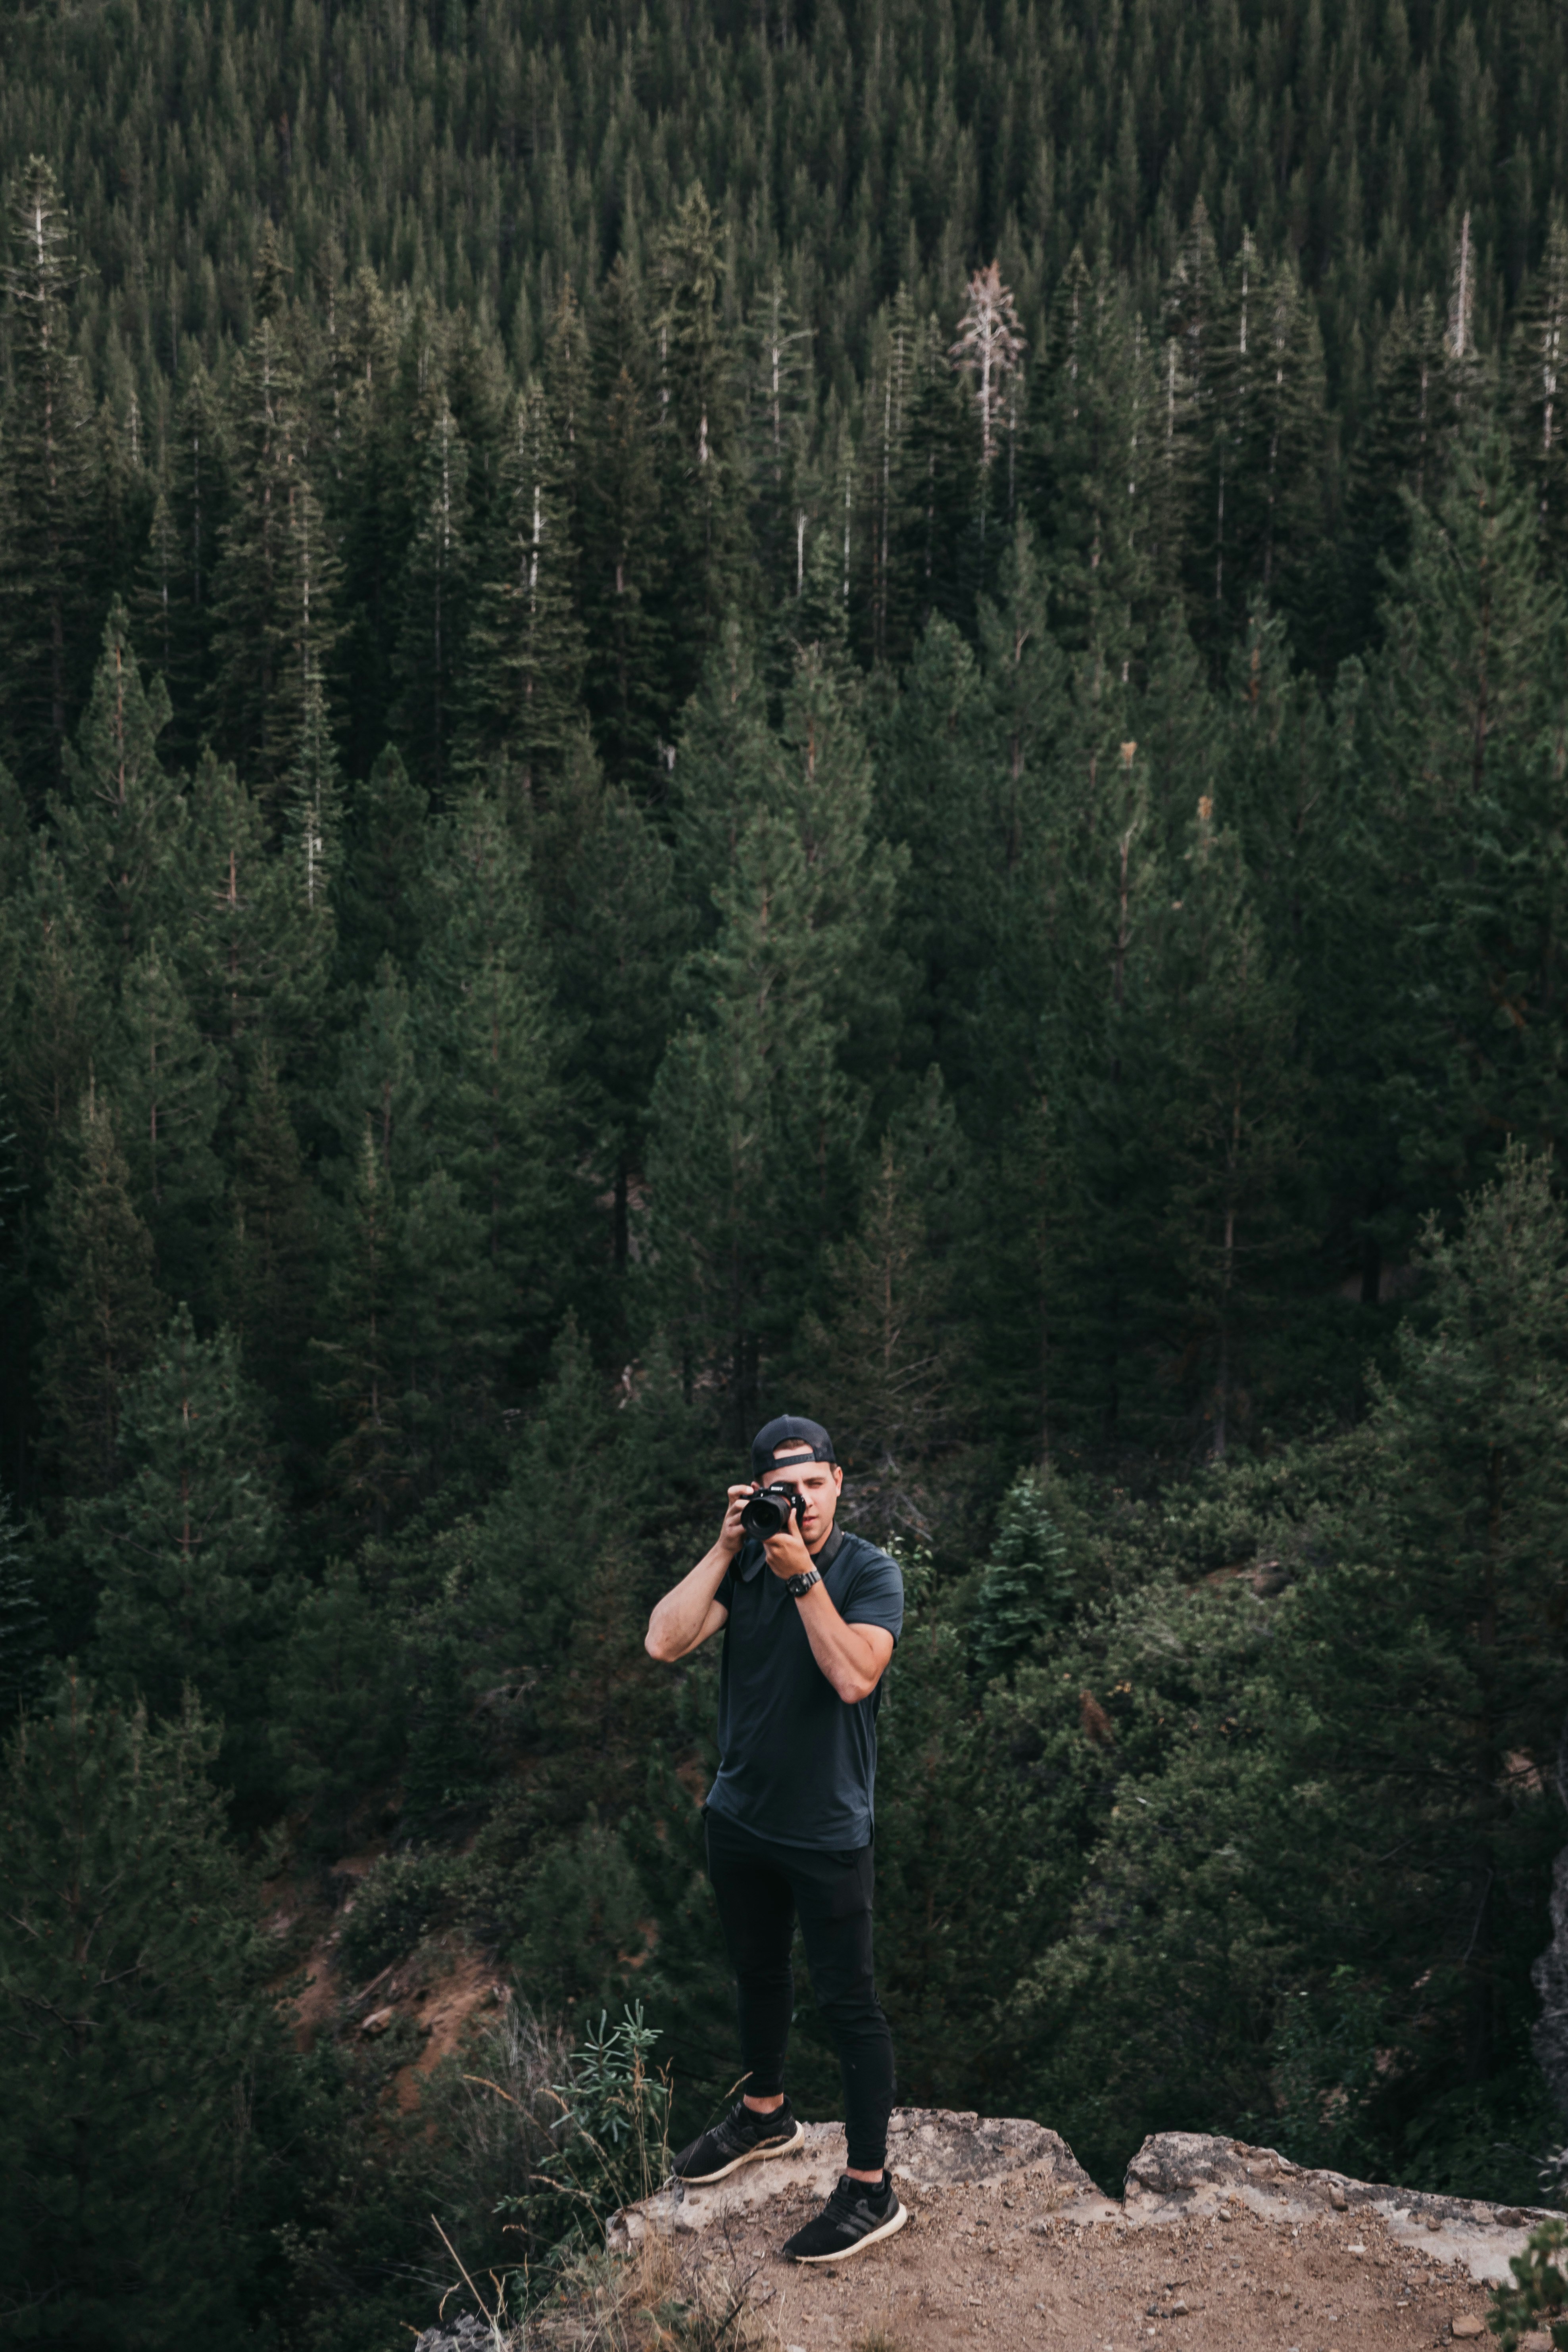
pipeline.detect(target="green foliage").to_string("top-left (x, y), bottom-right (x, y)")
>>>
top-left (501, 2002), bottom-right (669, 2268)
top-left (336, 1851), bottom-right (453, 1981)
top-left (1490, 2219), bottom-right (1568, 2352)
top-left (0, 1677), bottom-right (277, 2348)
top-left (77, 1305), bottom-right (289, 1814)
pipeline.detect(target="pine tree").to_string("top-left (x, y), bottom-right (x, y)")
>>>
top-left (1304, 1149), bottom-right (1568, 2088)
top-left (464, 381), bottom-right (586, 796)
top-left (183, 747), bottom-right (332, 1101)
top-left (392, 393), bottom-right (476, 799)
top-left (0, 1483), bottom-right (48, 1725)
top-left (970, 1470), bottom-right (1075, 1684)
top-left (209, 297), bottom-right (342, 811)
top-left (580, 255), bottom-right (666, 780)
top-left (132, 359), bottom-right (231, 763)
top-left (269, 1559), bottom-right (408, 1854)
top-left (949, 259), bottom-right (1028, 547)
top-left (225, 1041), bottom-right (317, 1405)
top-left (1034, 250), bottom-right (1160, 673)
top-left (39, 1082), bottom-right (164, 1494)
top-left (1508, 215), bottom-right (1568, 574)
top-left (2, 838), bottom-right (110, 1182)
top-left (1337, 295), bottom-right (1450, 656)
top-left (1368, 424), bottom-right (1567, 1184)
top-left (0, 1676), bottom-right (273, 2341)
top-left (745, 268), bottom-right (816, 613)
top-left (0, 157), bottom-right (94, 804)
top-left (413, 790), bottom-right (567, 1401)
top-left (334, 742), bottom-right (430, 990)
top-left (646, 657), bottom-right (890, 1428)
top-left (523, 727), bottom-right (683, 1288)
top-left (50, 601), bottom-right (189, 976)
top-left (109, 934), bottom-right (223, 1308)
top-left (651, 188), bottom-right (753, 713)
top-left (73, 1307), bottom-right (287, 1809)
top-left (798, 1132), bottom-right (962, 1545)
top-left (312, 1119), bottom-right (406, 1535)
top-left (1151, 797), bottom-right (1309, 1455)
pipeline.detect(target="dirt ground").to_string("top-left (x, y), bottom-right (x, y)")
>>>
top-left (676, 2179), bottom-right (1499, 2352)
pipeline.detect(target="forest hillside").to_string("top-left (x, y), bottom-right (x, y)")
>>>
top-left (4, 2), bottom-right (1568, 2346)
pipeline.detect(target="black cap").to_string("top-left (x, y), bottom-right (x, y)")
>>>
top-left (751, 1414), bottom-right (836, 1481)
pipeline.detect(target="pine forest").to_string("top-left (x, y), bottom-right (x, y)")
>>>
top-left (7, 0), bottom-right (1568, 2342)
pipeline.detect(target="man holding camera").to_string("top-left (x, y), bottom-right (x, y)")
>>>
top-left (644, 1414), bottom-right (906, 2263)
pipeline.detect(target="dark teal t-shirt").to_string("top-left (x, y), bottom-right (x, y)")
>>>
top-left (705, 1525), bottom-right (904, 1850)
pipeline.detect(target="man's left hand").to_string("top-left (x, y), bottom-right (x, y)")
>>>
top-left (763, 1521), bottom-right (814, 1582)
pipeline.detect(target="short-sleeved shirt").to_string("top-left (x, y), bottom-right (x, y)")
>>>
top-left (705, 1524), bottom-right (904, 1850)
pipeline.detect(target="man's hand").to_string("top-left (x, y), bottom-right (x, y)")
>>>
top-left (762, 1516), bottom-right (814, 1581)
top-left (717, 1484), bottom-right (753, 1561)
top-left (644, 1489), bottom-right (751, 1664)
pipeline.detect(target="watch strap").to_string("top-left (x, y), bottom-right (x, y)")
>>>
top-left (784, 1567), bottom-right (822, 1600)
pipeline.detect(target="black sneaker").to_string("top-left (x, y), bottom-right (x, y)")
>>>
top-left (782, 2170), bottom-right (908, 2263)
top-left (671, 2096), bottom-right (805, 2184)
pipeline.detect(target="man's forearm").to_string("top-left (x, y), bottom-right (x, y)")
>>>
top-left (794, 1582), bottom-right (889, 1703)
top-left (646, 1543), bottom-right (733, 1661)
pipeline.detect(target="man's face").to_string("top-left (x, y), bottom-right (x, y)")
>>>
top-left (758, 1446), bottom-right (842, 1549)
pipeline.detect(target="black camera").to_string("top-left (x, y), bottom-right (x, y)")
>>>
top-left (740, 1482), bottom-right (805, 1539)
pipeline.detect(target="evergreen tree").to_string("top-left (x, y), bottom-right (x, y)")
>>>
top-left (1508, 215), bottom-right (1568, 574)
top-left (392, 393), bottom-right (476, 800)
top-left (270, 1559), bottom-right (408, 1854)
top-left (50, 602), bottom-right (188, 975)
top-left (523, 727), bottom-right (683, 1290)
top-left (75, 1307), bottom-right (288, 1811)
top-left (1151, 798), bottom-right (1310, 1455)
top-left (798, 1130), bottom-right (963, 1546)
top-left (38, 1083), bottom-right (164, 1495)
top-left (312, 1120), bottom-right (406, 1536)
top-left (651, 188), bottom-right (753, 713)
top-left (1332, 1146), bottom-right (1568, 2085)
top-left (745, 268), bottom-right (816, 613)
top-left (334, 742), bottom-right (430, 990)
top-left (2, 839), bottom-right (110, 1181)
top-left (225, 1041), bottom-right (318, 1409)
top-left (0, 1676), bottom-right (274, 2344)
top-left (0, 157), bottom-right (93, 803)
top-left (413, 790), bottom-right (567, 1409)
top-left (464, 381), bottom-right (586, 795)
top-left (1368, 424), bottom-right (1568, 1189)
top-left (209, 300), bottom-right (342, 811)
top-left (581, 255), bottom-right (666, 780)
top-left (0, 1483), bottom-right (48, 1725)
top-left (970, 1470), bottom-right (1075, 1684)
top-left (108, 935), bottom-right (223, 1309)
top-left (132, 359), bottom-right (231, 763)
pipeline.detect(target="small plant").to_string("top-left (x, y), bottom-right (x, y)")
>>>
top-left (497, 2002), bottom-right (670, 2277)
top-left (1489, 2217), bottom-right (1568, 2351)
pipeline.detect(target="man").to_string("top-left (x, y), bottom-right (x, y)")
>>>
top-left (644, 1413), bottom-right (907, 2264)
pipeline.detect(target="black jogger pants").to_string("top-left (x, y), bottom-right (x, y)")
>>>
top-left (703, 1805), bottom-right (896, 2173)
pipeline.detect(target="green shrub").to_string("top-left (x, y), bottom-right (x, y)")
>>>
top-left (337, 1850), bottom-right (453, 1979)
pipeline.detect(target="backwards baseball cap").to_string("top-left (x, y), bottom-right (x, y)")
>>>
top-left (751, 1413), bottom-right (837, 1481)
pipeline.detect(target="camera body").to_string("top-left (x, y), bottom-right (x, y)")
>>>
top-left (740, 1482), bottom-right (806, 1540)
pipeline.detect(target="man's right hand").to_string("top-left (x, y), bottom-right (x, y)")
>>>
top-left (719, 1485), bottom-right (754, 1559)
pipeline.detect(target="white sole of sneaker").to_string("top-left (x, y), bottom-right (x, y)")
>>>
top-left (677, 2117), bottom-right (807, 2184)
top-left (791, 2198), bottom-right (910, 2263)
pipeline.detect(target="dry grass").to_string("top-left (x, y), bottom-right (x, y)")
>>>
top-left (530, 2224), bottom-right (769, 2352)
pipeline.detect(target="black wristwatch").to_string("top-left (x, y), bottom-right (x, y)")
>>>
top-left (784, 1567), bottom-right (821, 1600)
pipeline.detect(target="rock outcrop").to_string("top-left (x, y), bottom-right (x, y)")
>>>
top-left (611, 2107), bottom-right (1555, 2288)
